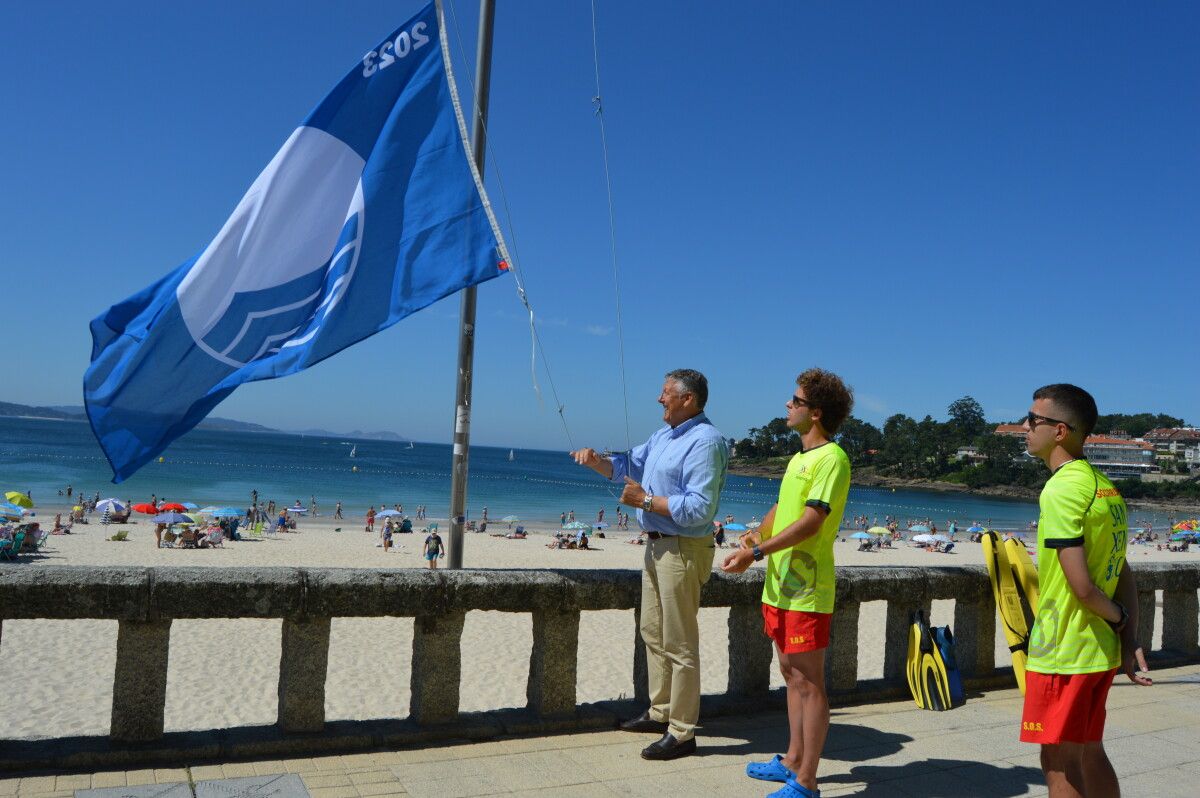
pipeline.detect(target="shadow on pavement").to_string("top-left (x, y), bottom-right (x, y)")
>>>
top-left (820, 759), bottom-right (1043, 797)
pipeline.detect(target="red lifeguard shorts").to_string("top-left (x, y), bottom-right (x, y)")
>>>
top-left (1020, 668), bottom-right (1117, 744)
top-left (761, 604), bottom-right (831, 653)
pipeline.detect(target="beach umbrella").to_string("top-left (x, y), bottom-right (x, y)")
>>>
top-left (912, 534), bottom-right (934, 543)
top-left (868, 526), bottom-right (890, 535)
top-left (159, 502), bottom-right (187, 512)
top-left (0, 501), bottom-right (26, 515)
top-left (909, 524), bottom-right (931, 533)
top-left (199, 506), bottom-right (221, 514)
top-left (131, 503), bottom-right (159, 514)
top-left (929, 535), bottom-right (951, 543)
top-left (726, 523), bottom-right (748, 531)
top-left (376, 509), bottom-right (402, 517)
top-left (95, 498), bottom-right (126, 513)
top-left (501, 515), bottom-right (520, 522)
top-left (210, 507), bottom-right (242, 517)
top-left (849, 532), bottom-right (873, 540)
top-left (563, 521), bottom-right (593, 531)
top-left (285, 506), bottom-right (308, 513)
top-left (181, 502), bottom-right (199, 511)
top-left (4, 492), bottom-right (33, 508)
top-left (1173, 521), bottom-right (1196, 532)
top-left (153, 512), bottom-right (192, 525)
top-left (967, 525), bottom-right (985, 533)
top-left (594, 522), bottom-right (609, 529)
top-left (746, 521), bottom-right (761, 529)
top-left (1170, 532), bottom-right (1192, 542)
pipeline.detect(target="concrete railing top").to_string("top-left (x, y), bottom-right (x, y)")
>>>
top-left (3, 562), bottom-right (1198, 621)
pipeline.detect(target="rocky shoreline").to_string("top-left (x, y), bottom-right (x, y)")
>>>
top-left (729, 460), bottom-right (1200, 515)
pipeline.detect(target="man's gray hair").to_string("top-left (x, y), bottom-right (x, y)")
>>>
top-left (665, 368), bottom-right (709, 410)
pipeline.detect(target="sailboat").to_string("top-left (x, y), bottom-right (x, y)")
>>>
top-left (407, 441), bottom-right (415, 449)
top-left (508, 449), bottom-right (514, 462)
top-left (349, 444), bottom-right (357, 458)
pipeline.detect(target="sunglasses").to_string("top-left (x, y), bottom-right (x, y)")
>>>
top-left (1025, 411), bottom-right (1075, 432)
top-left (789, 395), bottom-right (813, 409)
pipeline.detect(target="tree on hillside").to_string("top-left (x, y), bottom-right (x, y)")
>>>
top-left (1094, 413), bottom-right (1186, 438)
top-left (837, 416), bottom-right (883, 466)
top-left (947, 396), bottom-right (988, 440)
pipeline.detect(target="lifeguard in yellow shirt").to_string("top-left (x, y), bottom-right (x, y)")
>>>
top-left (1020, 383), bottom-right (1152, 798)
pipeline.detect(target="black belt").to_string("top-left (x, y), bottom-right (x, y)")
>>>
top-left (646, 531), bottom-right (667, 540)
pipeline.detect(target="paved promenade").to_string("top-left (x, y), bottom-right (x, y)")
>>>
top-left (3, 664), bottom-right (1198, 798)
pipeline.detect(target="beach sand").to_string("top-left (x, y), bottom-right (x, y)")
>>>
top-left (0, 504), bottom-right (1182, 739)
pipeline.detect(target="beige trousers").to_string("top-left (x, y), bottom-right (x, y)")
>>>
top-left (640, 534), bottom-right (715, 742)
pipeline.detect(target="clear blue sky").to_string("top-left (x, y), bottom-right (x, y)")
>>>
top-left (2, 1), bottom-right (1196, 451)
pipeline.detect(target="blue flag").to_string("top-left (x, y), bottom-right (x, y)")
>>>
top-left (85, 2), bottom-right (509, 483)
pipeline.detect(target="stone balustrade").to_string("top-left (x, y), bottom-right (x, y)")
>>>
top-left (1, 562), bottom-right (1198, 770)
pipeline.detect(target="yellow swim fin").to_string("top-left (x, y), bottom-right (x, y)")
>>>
top-left (985, 531), bottom-right (1031, 693)
top-left (907, 610), bottom-right (952, 711)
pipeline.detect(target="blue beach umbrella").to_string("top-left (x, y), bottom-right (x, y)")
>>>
top-left (376, 509), bottom-right (402, 517)
top-left (967, 525), bottom-right (985, 533)
top-left (211, 507), bottom-right (243, 518)
top-left (181, 502), bottom-right (199, 511)
top-left (153, 512), bottom-right (193, 525)
top-left (563, 521), bottom-right (593, 531)
top-left (725, 523), bottom-right (748, 531)
top-left (850, 531), bottom-right (873, 540)
top-left (95, 498), bottom-right (126, 513)
top-left (909, 524), bottom-right (931, 533)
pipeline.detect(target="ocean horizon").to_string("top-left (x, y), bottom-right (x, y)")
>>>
top-left (1, 416), bottom-right (1175, 531)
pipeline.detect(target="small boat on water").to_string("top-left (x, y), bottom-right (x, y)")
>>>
top-left (508, 449), bottom-right (514, 461)
top-left (349, 445), bottom-right (357, 458)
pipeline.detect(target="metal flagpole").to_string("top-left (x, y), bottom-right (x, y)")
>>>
top-left (447, 0), bottom-right (496, 570)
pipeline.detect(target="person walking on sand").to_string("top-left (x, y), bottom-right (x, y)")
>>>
top-left (334, 501), bottom-right (343, 520)
top-left (1019, 384), bottom-right (1152, 797)
top-left (423, 528), bottom-right (444, 568)
top-left (722, 368), bottom-right (854, 798)
top-left (365, 506), bottom-right (376, 534)
top-left (571, 369), bottom-right (728, 761)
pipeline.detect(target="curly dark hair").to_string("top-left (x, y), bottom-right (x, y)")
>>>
top-left (796, 368), bottom-right (854, 434)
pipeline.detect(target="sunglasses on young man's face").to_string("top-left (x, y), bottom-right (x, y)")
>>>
top-left (1025, 411), bottom-right (1075, 432)
top-left (788, 395), bottom-right (813, 409)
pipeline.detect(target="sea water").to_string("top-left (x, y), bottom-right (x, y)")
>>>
top-left (0, 416), bottom-right (1167, 530)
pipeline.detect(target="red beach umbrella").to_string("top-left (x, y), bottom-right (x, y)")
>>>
top-left (159, 502), bottom-right (187, 512)
top-left (131, 503), bottom-right (158, 514)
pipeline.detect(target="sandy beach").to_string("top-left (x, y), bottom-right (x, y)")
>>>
top-left (0, 503), bottom-right (1184, 740)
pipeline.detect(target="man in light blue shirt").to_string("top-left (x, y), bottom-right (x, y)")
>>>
top-left (572, 368), bottom-right (728, 761)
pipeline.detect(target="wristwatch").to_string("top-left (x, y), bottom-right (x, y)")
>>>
top-left (752, 545), bottom-right (764, 562)
top-left (641, 494), bottom-right (654, 512)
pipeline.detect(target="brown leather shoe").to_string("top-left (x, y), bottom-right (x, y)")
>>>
top-left (619, 711), bottom-right (669, 734)
top-left (640, 732), bottom-right (696, 760)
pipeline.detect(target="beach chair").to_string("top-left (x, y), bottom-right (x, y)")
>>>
top-left (179, 528), bottom-right (198, 548)
top-left (161, 530), bottom-right (178, 547)
top-left (0, 531), bottom-right (27, 561)
top-left (247, 520), bottom-right (264, 539)
top-left (204, 528), bottom-right (224, 548)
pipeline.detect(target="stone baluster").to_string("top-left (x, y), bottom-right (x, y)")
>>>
top-left (884, 600), bottom-right (930, 682)
top-left (277, 616), bottom-right (332, 732)
top-left (632, 605), bottom-right (649, 704)
top-left (1135, 588), bottom-right (1155, 653)
top-left (825, 600), bottom-right (860, 692)
top-left (410, 611), bottom-right (466, 724)
top-left (952, 592), bottom-right (997, 678)
top-left (1161, 590), bottom-right (1200, 657)
top-left (727, 603), bottom-right (772, 697)
top-left (110, 619), bottom-right (172, 742)
top-left (527, 608), bottom-right (580, 717)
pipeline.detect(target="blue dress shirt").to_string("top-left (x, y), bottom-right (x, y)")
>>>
top-left (609, 413), bottom-right (729, 538)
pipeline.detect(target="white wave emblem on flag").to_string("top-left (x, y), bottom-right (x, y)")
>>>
top-left (177, 126), bottom-right (366, 369)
